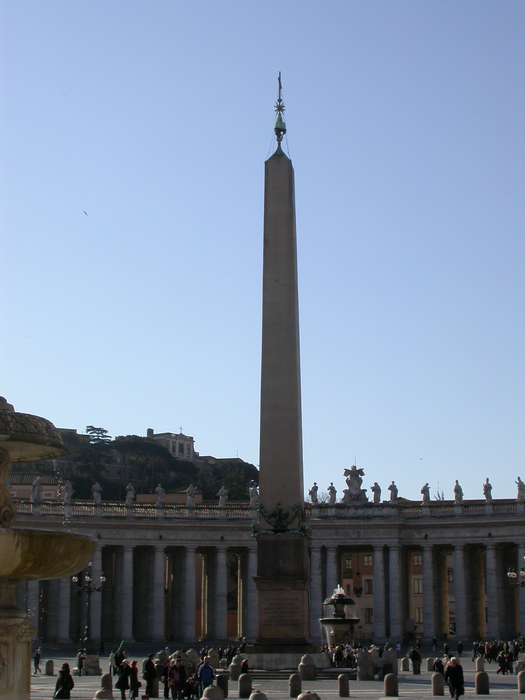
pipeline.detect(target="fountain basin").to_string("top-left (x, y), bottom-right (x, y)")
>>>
top-left (0, 529), bottom-right (96, 579)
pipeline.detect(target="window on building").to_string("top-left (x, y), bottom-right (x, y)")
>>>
top-left (178, 444), bottom-right (184, 455)
top-left (186, 445), bottom-right (191, 457)
top-left (364, 608), bottom-right (374, 624)
top-left (364, 579), bottom-right (373, 595)
top-left (413, 578), bottom-right (423, 594)
top-left (413, 553), bottom-right (422, 567)
top-left (344, 557), bottom-right (352, 571)
top-left (171, 445), bottom-right (176, 453)
top-left (414, 607), bottom-right (424, 624)
top-left (363, 554), bottom-right (373, 568)
top-left (447, 568), bottom-right (454, 583)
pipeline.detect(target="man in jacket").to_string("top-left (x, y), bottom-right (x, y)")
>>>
top-left (445, 657), bottom-right (464, 699)
top-left (144, 654), bottom-right (157, 697)
top-left (196, 656), bottom-right (216, 697)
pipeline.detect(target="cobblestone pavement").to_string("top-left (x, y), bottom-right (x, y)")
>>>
top-left (30, 657), bottom-right (520, 700)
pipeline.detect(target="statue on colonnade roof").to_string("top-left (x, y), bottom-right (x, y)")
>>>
top-left (342, 465), bottom-right (368, 503)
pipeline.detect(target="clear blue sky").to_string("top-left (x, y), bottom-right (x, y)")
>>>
top-left (2, 1), bottom-right (523, 501)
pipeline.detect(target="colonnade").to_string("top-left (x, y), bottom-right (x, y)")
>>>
top-left (21, 543), bottom-right (258, 646)
top-left (14, 508), bottom-right (525, 646)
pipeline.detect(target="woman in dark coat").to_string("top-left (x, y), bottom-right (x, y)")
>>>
top-left (169, 658), bottom-right (187, 700)
top-left (444, 658), bottom-right (464, 699)
top-left (115, 659), bottom-right (131, 700)
top-left (54, 663), bottom-right (74, 699)
top-left (129, 660), bottom-right (140, 699)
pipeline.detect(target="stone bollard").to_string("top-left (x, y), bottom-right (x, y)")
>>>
top-left (338, 673), bottom-right (349, 697)
top-left (289, 673), bottom-right (302, 698)
top-left (401, 657), bottom-right (410, 672)
top-left (384, 673), bottom-right (398, 697)
top-left (229, 655), bottom-right (243, 681)
top-left (518, 670), bottom-right (525, 693)
top-left (298, 655), bottom-right (316, 681)
top-left (93, 692), bottom-right (113, 700)
top-left (239, 673), bottom-right (252, 699)
top-left (45, 659), bottom-right (54, 675)
top-left (249, 693), bottom-right (268, 700)
top-left (297, 693), bottom-right (320, 700)
top-left (475, 670), bottom-right (489, 695)
top-left (431, 672), bottom-right (444, 696)
top-left (476, 657), bottom-right (485, 672)
top-left (100, 673), bottom-right (113, 692)
top-left (426, 657), bottom-right (434, 672)
top-left (202, 686), bottom-right (225, 700)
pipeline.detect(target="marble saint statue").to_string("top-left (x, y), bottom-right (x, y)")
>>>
top-left (92, 482), bottom-right (102, 506)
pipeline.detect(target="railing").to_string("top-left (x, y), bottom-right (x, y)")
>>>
top-left (13, 497), bottom-right (522, 521)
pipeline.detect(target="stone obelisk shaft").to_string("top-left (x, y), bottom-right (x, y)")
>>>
top-left (259, 146), bottom-right (304, 513)
top-left (254, 144), bottom-right (310, 649)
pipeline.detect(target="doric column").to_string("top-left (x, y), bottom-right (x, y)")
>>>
top-left (214, 546), bottom-right (228, 641)
top-left (422, 545), bottom-right (436, 640)
top-left (57, 577), bottom-right (71, 643)
top-left (151, 545), bottom-right (166, 641)
top-left (309, 545), bottom-right (323, 644)
top-left (183, 545), bottom-right (197, 643)
top-left (121, 545), bottom-right (134, 642)
top-left (245, 546), bottom-right (258, 641)
top-left (388, 545), bottom-right (403, 641)
top-left (373, 545), bottom-right (386, 641)
top-left (453, 544), bottom-right (467, 639)
top-left (90, 547), bottom-right (103, 642)
top-left (485, 544), bottom-right (500, 638)
top-left (518, 544), bottom-right (525, 636)
top-left (326, 546), bottom-right (338, 596)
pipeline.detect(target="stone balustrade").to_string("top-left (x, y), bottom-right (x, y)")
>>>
top-left (14, 497), bottom-right (522, 520)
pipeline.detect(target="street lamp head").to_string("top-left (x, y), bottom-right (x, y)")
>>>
top-left (72, 575), bottom-right (79, 584)
top-left (99, 573), bottom-right (106, 584)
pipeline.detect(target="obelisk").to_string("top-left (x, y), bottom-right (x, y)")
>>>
top-left (254, 76), bottom-right (311, 650)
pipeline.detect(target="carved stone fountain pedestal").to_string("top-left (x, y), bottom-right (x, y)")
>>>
top-left (319, 586), bottom-right (360, 647)
top-left (0, 398), bottom-right (96, 700)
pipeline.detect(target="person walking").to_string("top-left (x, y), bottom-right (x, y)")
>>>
top-left (445, 657), bottom-right (464, 699)
top-left (129, 660), bottom-right (140, 700)
top-left (169, 658), bottom-right (187, 700)
top-left (76, 650), bottom-right (85, 677)
top-left (115, 658), bottom-right (131, 700)
top-left (53, 663), bottom-right (74, 699)
top-left (144, 653), bottom-right (157, 698)
top-left (33, 648), bottom-right (42, 674)
top-left (109, 650), bottom-right (116, 676)
top-left (196, 656), bottom-right (216, 696)
top-left (409, 646), bottom-right (422, 674)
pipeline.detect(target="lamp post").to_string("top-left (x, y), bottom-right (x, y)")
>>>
top-left (507, 556), bottom-right (525, 588)
top-left (72, 562), bottom-right (105, 654)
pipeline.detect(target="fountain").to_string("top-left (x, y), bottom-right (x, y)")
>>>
top-left (0, 397), bottom-right (96, 700)
top-left (319, 585), bottom-right (360, 647)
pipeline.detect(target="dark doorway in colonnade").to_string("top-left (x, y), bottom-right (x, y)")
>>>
top-left (100, 546), bottom-right (122, 643)
top-left (499, 543), bottom-right (519, 639)
top-left (195, 547), bottom-right (248, 642)
top-left (165, 547), bottom-right (185, 642)
top-left (466, 546), bottom-right (486, 639)
top-left (339, 547), bottom-right (374, 643)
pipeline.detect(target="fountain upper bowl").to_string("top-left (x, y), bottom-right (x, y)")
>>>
top-left (0, 529), bottom-right (96, 580)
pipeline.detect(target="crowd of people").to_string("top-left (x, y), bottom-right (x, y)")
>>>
top-left (31, 635), bottom-right (525, 700)
top-left (108, 640), bottom-right (249, 700)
